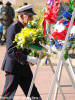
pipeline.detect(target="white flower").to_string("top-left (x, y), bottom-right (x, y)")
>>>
top-left (70, 26), bottom-right (75, 34)
top-left (55, 23), bottom-right (65, 32)
top-left (51, 21), bottom-right (65, 33)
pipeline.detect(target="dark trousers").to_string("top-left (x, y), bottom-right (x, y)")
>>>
top-left (1, 71), bottom-right (41, 100)
top-left (0, 32), bottom-right (3, 42)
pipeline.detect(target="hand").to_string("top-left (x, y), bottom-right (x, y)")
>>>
top-left (27, 56), bottom-right (39, 64)
top-left (26, 97), bottom-right (31, 100)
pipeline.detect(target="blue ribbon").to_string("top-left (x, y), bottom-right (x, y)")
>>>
top-left (45, 57), bottom-right (48, 65)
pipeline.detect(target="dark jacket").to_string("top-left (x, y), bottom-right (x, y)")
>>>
top-left (2, 6), bottom-right (15, 26)
top-left (1, 21), bottom-right (31, 74)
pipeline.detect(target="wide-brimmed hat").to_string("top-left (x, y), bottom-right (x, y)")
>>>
top-left (16, 4), bottom-right (36, 15)
top-left (6, 1), bottom-right (12, 6)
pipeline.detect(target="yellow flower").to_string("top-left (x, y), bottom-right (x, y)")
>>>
top-left (32, 37), bottom-right (36, 41)
top-left (14, 35), bottom-right (18, 42)
top-left (23, 32), bottom-right (30, 37)
top-left (37, 16), bottom-right (44, 30)
top-left (14, 16), bottom-right (44, 50)
top-left (28, 21), bottom-right (32, 24)
top-left (30, 29), bottom-right (36, 35)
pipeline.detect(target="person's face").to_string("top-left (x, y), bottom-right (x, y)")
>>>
top-left (20, 14), bottom-right (33, 25)
top-left (24, 15), bottom-right (33, 23)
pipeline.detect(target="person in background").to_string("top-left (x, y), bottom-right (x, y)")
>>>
top-left (1, 3), bottom-right (42, 100)
top-left (1, 1), bottom-right (15, 45)
top-left (0, 0), bottom-right (5, 44)
top-left (0, 15), bottom-right (3, 43)
top-left (0, 0), bottom-right (5, 16)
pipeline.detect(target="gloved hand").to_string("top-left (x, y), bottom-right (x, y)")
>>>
top-left (27, 56), bottom-right (39, 64)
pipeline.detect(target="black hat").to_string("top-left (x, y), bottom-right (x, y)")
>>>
top-left (24, 3), bottom-right (28, 5)
top-left (6, 1), bottom-right (11, 6)
top-left (16, 4), bottom-right (36, 15)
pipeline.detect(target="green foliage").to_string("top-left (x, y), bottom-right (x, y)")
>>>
top-left (29, 49), bottom-right (46, 58)
top-left (29, 50), bottom-right (39, 57)
top-left (67, 0), bottom-right (75, 13)
top-left (64, 49), bottom-right (69, 60)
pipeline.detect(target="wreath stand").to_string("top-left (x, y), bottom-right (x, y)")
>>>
top-left (26, 8), bottom-right (75, 100)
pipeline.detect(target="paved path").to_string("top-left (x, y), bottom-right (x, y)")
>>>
top-left (0, 45), bottom-right (75, 100)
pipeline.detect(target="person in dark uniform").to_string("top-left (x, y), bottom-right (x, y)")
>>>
top-left (1, 3), bottom-right (42, 100)
top-left (1, 1), bottom-right (15, 44)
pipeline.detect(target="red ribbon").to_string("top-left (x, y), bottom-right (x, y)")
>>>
top-left (52, 30), bottom-right (67, 40)
top-left (43, 18), bottom-right (46, 36)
